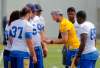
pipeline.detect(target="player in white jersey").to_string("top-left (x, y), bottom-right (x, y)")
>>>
top-left (3, 10), bottom-right (20, 68)
top-left (74, 11), bottom-right (99, 68)
top-left (9, 6), bottom-right (37, 68)
top-left (33, 4), bottom-right (48, 58)
top-left (26, 4), bottom-right (47, 68)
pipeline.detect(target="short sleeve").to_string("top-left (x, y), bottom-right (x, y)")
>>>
top-left (80, 25), bottom-right (88, 34)
top-left (25, 23), bottom-right (33, 39)
top-left (25, 23), bottom-right (33, 32)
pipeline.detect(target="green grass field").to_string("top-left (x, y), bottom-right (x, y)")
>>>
top-left (0, 40), bottom-right (100, 68)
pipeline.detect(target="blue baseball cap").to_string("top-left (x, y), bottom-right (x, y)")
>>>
top-left (32, 4), bottom-right (42, 12)
top-left (26, 3), bottom-right (35, 13)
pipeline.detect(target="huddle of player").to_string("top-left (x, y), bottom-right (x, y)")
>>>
top-left (3, 3), bottom-right (99, 68)
top-left (3, 3), bottom-right (47, 68)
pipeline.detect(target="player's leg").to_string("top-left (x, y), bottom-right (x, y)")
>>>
top-left (62, 45), bottom-right (69, 68)
top-left (29, 56), bottom-right (34, 68)
top-left (69, 49), bottom-right (78, 68)
top-left (65, 49), bottom-right (72, 67)
top-left (11, 56), bottom-right (17, 68)
top-left (65, 49), bottom-right (78, 67)
top-left (34, 46), bottom-right (44, 68)
top-left (3, 50), bottom-right (11, 68)
top-left (11, 51), bottom-right (30, 68)
top-left (92, 60), bottom-right (96, 68)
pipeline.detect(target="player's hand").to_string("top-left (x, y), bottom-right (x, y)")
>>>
top-left (33, 56), bottom-right (37, 64)
top-left (74, 56), bottom-right (80, 66)
top-left (43, 46), bottom-right (48, 58)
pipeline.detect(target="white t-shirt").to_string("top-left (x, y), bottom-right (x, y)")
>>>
top-left (79, 21), bottom-right (97, 54)
top-left (9, 19), bottom-right (33, 52)
top-left (5, 24), bottom-right (12, 51)
top-left (74, 20), bottom-right (80, 39)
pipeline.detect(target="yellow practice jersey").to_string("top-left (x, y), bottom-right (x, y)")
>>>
top-left (59, 17), bottom-right (80, 49)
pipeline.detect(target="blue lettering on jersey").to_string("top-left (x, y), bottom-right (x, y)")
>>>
top-left (11, 26), bottom-right (17, 37)
top-left (90, 28), bottom-right (96, 40)
top-left (18, 27), bottom-right (23, 39)
top-left (33, 28), bottom-right (37, 35)
top-left (32, 24), bottom-right (37, 35)
top-left (10, 26), bottom-right (23, 39)
top-left (37, 23), bottom-right (44, 32)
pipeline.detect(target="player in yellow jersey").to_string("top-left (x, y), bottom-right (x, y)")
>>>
top-left (45, 9), bottom-right (80, 68)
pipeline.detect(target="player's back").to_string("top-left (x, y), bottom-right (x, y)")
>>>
top-left (80, 21), bottom-right (97, 54)
top-left (10, 19), bottom-right (32, 52)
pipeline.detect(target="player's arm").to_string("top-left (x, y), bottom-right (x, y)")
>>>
top-left (45, 31), bottom-right (68, 44)
top-left (74, 33), bottom-right (87, 66)
top-left (25, 32), bottom-right (37, 63)
top-left (40, 28), bottom-right (48, 58)
top-left (44, 25), bottom-right (68, 44)
top-left (37, 21), bottom-right (48, 58)
top-left (50, 21), bottom-right (69, 44)
top-left (52, 31), bottom-right (68, 44)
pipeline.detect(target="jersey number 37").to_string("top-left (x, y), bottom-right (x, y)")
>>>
top-left (10, 26), bottom-right (23, 39)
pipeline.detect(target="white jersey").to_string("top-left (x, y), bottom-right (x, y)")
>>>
top-left (32, 16), bottom-right (45, 33)
top-left (30, 16), bottom-right (45, 47)
top-left (79, 21), bottom-right (97, 54)
top-left (5, 24), bottom-right (12, 51)
top-left (9, 19), bottom-right (33, 52)
top-left (74, 20), bottom-right (80, 39)
top-left (30, 21), bottom-right (41, 47)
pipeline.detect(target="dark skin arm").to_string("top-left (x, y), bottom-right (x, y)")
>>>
top-left (74, 33), bottom-right (87, 66)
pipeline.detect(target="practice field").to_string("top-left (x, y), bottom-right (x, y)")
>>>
top-left (0, 40), bottom-right (100, 68)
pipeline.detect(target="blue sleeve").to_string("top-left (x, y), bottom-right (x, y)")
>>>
top-left (25, 32), bottom-right (33, 39)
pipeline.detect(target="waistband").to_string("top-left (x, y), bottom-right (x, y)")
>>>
top-left (10, 51), bottom-right (30, 58)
